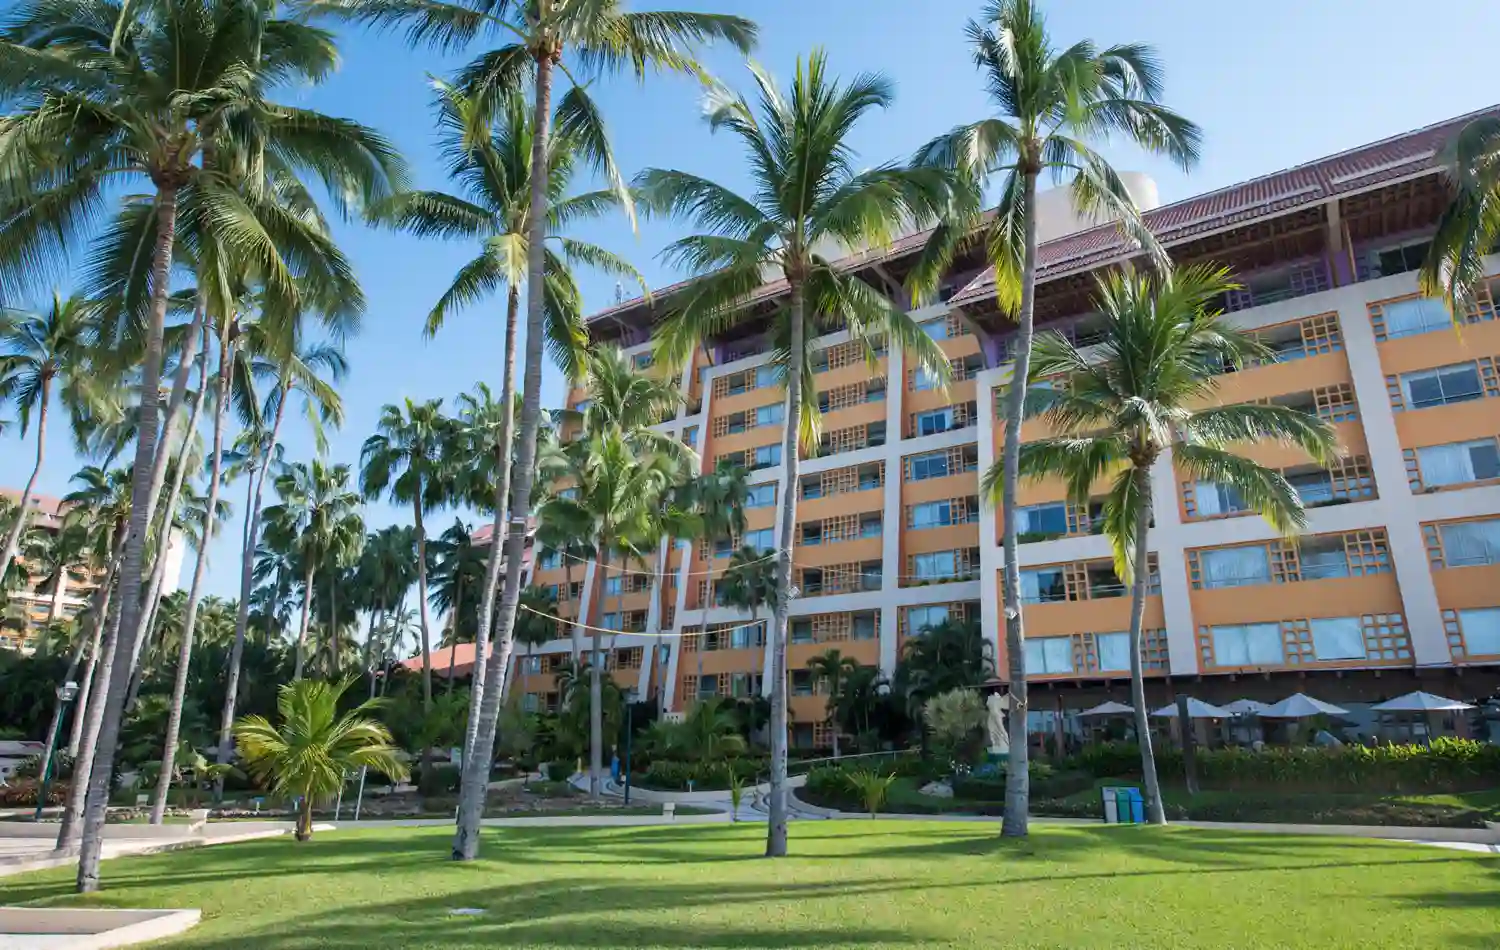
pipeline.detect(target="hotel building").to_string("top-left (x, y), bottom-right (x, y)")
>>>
top-left (505, 107), bottom-right (1500, 746)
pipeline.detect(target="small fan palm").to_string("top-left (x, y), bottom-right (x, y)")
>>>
top-left (913, 0), bottom-right (1201, 839)
top-left (234, 677), bottom-right (408, 842)
top-left (1421, 115), bottom-right (1500, 317)
top-left (982, 264), bottom-right (1337, 825)
top-left (639, 52), bottom-right (956, 856)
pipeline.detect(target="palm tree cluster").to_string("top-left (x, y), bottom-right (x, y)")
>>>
top-left (2, 0), bottom-right (1492, 889)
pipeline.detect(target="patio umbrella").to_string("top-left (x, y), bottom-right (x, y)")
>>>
top-left (1150, 698), bottom-right (1232, 719)
top-left (1078, 701), bottom-right (1134, 717)
top-left (1370, 691), bottom-right (1474, 712)
top-left (1221, 699), bottom-right (1270, 716)
top-left (1261, 693), bottom-right (1348, 718)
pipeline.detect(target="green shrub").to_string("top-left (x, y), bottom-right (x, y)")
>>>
top-left (542, 758), bottom-right (577, 781)
top-left (1069, 738), bottom-right (1500, 794)
top-left (954, 764), bottom-right (1094, 802)
top-left (418, 764), bottom-right (462, 797)
top-left (12, 751), bottom-right (73, 780)
top-left (637, 757), bottom-right (763, 791)
top-left (844, 769), bottom-right (898, 816)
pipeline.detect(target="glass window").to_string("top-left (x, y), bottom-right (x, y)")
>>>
top-left (1459, 607), bottom-right (1500, 654)
top-left (1298, 539), bottom-right (1350, 580)
top-left (557, 487), bottom-right (579, 500)
top-left (683, 426), bottom-right (698, 447)
top-left (915, 408), bottom-right (955, 436)
top-left (601, 613), bottom-right (621, 631)
top-left (1288, 470), bottom-right (1335, 506)
top-left (713, 537), bottom-right (734, 558)
top-left (1311, 616), bottom-right (1366, 661)
top-left (1199, 545), bottom-right (1272, 589)
top-left (913, 551), bottom-right (958, 581)
top-left (801, 478), bottom-right (823, 500)
top-left (1194, 481), bottom-right (1248, 516)
top-left (573, 399), bottom-right (593, 413)
top-left (853, 614), bottom-right (877, 640)
top-left (860, 563), bottom-right (882, 590)
top-left (912, 367), bottom-right (942, 391)
top-left (791, 620), bottom-right (813, 644)
top-left (522, 693), bottom-right (539, 712)
top-left (755, 402), bottom-right (784, 426)
top-left (909, 501), bottom-right (954, 529)
top-left (860, 515), bottom-right (882, 538)
top-left (866, 382), bottom-right (887, 403)
top-left (1211, 623), bottom-right (1284, 666)
top-left (755, 365), bottom-right (778, 389)
top-left (658, 644), bottom-right (671, 665)
top-left (745, 483), bottom-right (776, 508)
top-left (1020, 567), bottom-right (1068, 603)
top-left (633, 352), bottom-right (654, 370)
top-left (908, 451), bottom-right (951, 481)
top-left (537, 551), bottom-right (561, 570)
top-left (791, 670), bottom-right (814, 696)
top-left (1017, 502), bottom-right (1069, 539)
top-left (1024, 637), bottom-right (1074, 675)
top-left (732, 622), bottom-right (764, 649)
top-left (1418, 439), bottom-right (1500, 487)
top-left (698, 675), bottom-right (719, 698)
top-left (1402, 363), bottom-right (1484, 409)
top-left (752, 444), bottom-right (782, 469)
top-left (521, 655), bottom-right (542, 674)
top-left (920, 318), bottom-right (950, 341)
top-left (1380, 297), bottom-right (1451, 339)
top-left (906, 605), bottom-right (949, 635)
top-left (799, 523), bottom-right (823, 546)
top-left (743, 528), bottom-right (775, 553)
top-left (604, 577), bottom-right (622, 596)
top-left (1096, 632), bottom-right (1130, 672)
top-left (1440, 519), bottom-right (1500, 567)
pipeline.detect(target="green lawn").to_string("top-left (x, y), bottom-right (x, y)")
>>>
top-left (0, 822), bottom-right (1495, 948)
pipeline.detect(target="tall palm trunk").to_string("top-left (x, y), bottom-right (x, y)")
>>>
top-left (453, 43), bottom-right (553, 862)
top-left (565, 559), bottom-right (580, 660)
top-left (998, 167), bottom-right (1040, 839)
top-left (69, 551), bottom-right (117, 758)
top-left (1127, 464), bottom-right (1166, 825)
top-left (77, 182), bottom-right (182, 892)
top-left (293, 562), bottom-right (315, 679)
top-left (0, 378), bottom-right (50, 586)
top-left (34, 600), bottom-right (90, 814)
top-left (150, 339), bottom-right (230, 824)
top-left (465, 286), bottom-right (521, 761)
top-left (413, 497), bottom-right (434, 709)
top-left (445, 572), bottom-right (462, 695)
top-left (48, 562), bottom-right (69, 621)
top-left (218, 384), bottom-right (289, 772)
top-left (766, 278), bottom-right (805, 858)
top-left (56, 581), bottom-right (123, 850)
top-left (588, 545), bottom-right (612, 800)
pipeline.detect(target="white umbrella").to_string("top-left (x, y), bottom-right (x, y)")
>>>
top-left (1150, 698), bottom-right (1232, 719)
top-left (1078, 700), bottom-right (1134, 717)
top-left (1221, 699), bottom-right (1270, 716)
top-left (1261, 693), bottom-right (1348, 718)
top-left (1371, 691), bottom-right (1474, 713)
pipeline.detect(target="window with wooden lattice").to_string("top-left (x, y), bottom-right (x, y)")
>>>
top-left (612, 648), bottom-right (644, 671)
top-left (680, 628), bottom-right (702, 653)
top-left (1140, 628), bottom-right (1169, 670)
top-left (1444, 608), bottom-right (1500, 660)
top-left (1370, 284), bottom-right (1497, 342)
top-left (812, 722), bottom-right (836, 748)
top-left (821, 513), bottom-right (862, 543)
top-left (1313, 384), bottom-right (1358, 423)
top-left (1343, 529), bottom-right (1392, 575)
top-left (1298, 313), bottom-right (1343, 355)
top-left (1327, 455), bottom-right (1376, 501)
top-left (810, 613), bottom-right (852, 642)
top-left (821, 339), bottom-right (871, 372)
top-left (820, 382), bottom-right (867, 412)
top-left (824, 424), bottom-right (868, 455)
top-left (1361, 613), bottom-right (1411, 661)
top-left (679, 675), bottom-right (697, 704)
top-left (817, 461), bottom-right (884, 497)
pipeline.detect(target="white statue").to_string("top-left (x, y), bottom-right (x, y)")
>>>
top-left (986, 692), bottom-right (1011, 756)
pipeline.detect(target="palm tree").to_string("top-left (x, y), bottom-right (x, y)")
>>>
top-left (895, 618), bottom-right (994, 721)
top-left (642, 53), bottom-right (956, 857)
top-left (218, 341), bottom-right (346, 778)
top-left (428, 518), bottom-right (488, 691)
top-left (913, 0), bottom-right (1201, 839)
top-left (234, 677), bottom-right (408, 842)
top-left (532, 501), bottom-right (595, 663)
top-left (677, 698), bottom-right (747, 762)
top-left (984, 265), bottom-right (1337, 824)
top-left (352, 526), bottom-right (418, 697)
top-left (360, 399), bottom-right (453, 711)
top-left (323, 0), bottom-right (757, 863)
top-left (806, 649), bottom-right (858, 759)
top-left (1, 0), bottom-right (406, 887)
top-left (712, 545), bottom-right (777, 695)
top-left (0, 293), bottom-right (99, 584)
top-left (536, 431), bottom-right (676, 799)
top-left (262, 460), bottom-right (364, 680)
top-left (832, 663), bottom-right (886, 744)
top-left (1421, 116), bottom-right (1500, 317)
top-left (509, 584), bottom-right (560, 704)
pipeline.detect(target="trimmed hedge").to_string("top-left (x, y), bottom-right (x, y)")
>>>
top-left (637, 758), bottom-right (763, 791)
top-left (1073, 738), bottom-right (1500, 793)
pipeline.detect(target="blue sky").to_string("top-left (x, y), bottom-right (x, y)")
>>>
top-left (4, 0), bottom-right (1499, 599)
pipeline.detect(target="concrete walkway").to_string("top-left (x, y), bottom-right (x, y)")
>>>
top-left (0, 824), bottom-right (295, 879)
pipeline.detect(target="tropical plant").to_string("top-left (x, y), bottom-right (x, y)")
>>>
top-left (428, 518), bottom-right (488, 689)
top-left (832, 663), bottom-right (887, 742)
top-left (1, 0), bottom-right (405, 888)
top-left (360, 399), bottom-right (453, 710)
top-left (234, 677), bottom-right (408, 842)
top-left (922, 688), bottom-right (986, 763)
top-left (844, 768), bottom-right (897, 817)
top-left (806, 649), bottom-right (859, 759)
top-left (913, 0), bottom-right (1201, 838)
top-left (984, 265), bottom-right (1337, 823)
top-left (894, 618), bottom-right (993, 719)
top-left (641, 52), bottom-right (955, 857)
top-left (0, 293), bottom-right (102, 585)
top-left (352, 526), bottom-right (418, 695)
top-left (321, 0), bottom-right (758, 863)
top-left (727, 771), bottom-right (745, 822)
top-left (1421, 115), bottom-right (1500, 317)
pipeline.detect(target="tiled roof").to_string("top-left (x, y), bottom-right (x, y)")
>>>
top-left (949, 106), bottom-right (1498, 305)
top-left (586, 105), bottom-right (1497, 326)
top-left (403, 642), bottom-right (477, 678)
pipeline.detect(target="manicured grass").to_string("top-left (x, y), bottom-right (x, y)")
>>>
top-left (1, 822), bottom-right (1495, 948)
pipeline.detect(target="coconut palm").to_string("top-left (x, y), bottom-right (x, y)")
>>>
top-left (912, 0), bottom-right (1201, 838)
top-left (360, 399), bottom-right (454, 711)
top-left (532, 498), bottom-right (595, 663)
top-left (805, 649), bottom-right (859, 759)
top-left (894, 618), bottom-right (993, 721)
top-left (983, 265), bottom-right (1337, 823)
top-left (234, 677), bottom-right (408, 842)
top-left (0, 293), bottom-right (101, 585)
top-left (641, 53), bottom-right (956, 857)
top-left (1421, 116), bottom-right (1500, 317)
top-left (218, 341), bottom-right (346, 778)
top-left (537, 432), bottom-right (676, 799)
top-left (262, 460), bottom-right (364, 680)
top-left (321, 0), bottom-right (757, 863)
top-left (428, 518), bottom-right (488, 690)
top-left (352, 526), bottom-right (418, 696)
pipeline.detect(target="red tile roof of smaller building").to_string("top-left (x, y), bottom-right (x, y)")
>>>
top-left (402, 643), bottom-right (478, 679)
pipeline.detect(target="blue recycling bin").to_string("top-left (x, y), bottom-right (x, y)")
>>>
top-left (1126, 787), bottom-right (1144, 823)
top-left (1102, 785), bottom-right (1145, 824)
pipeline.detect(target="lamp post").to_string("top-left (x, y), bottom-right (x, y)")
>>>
top-left (622, 688), bottom-right (639, 806)
top-left (35, 680), bottom-right (79, 820)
